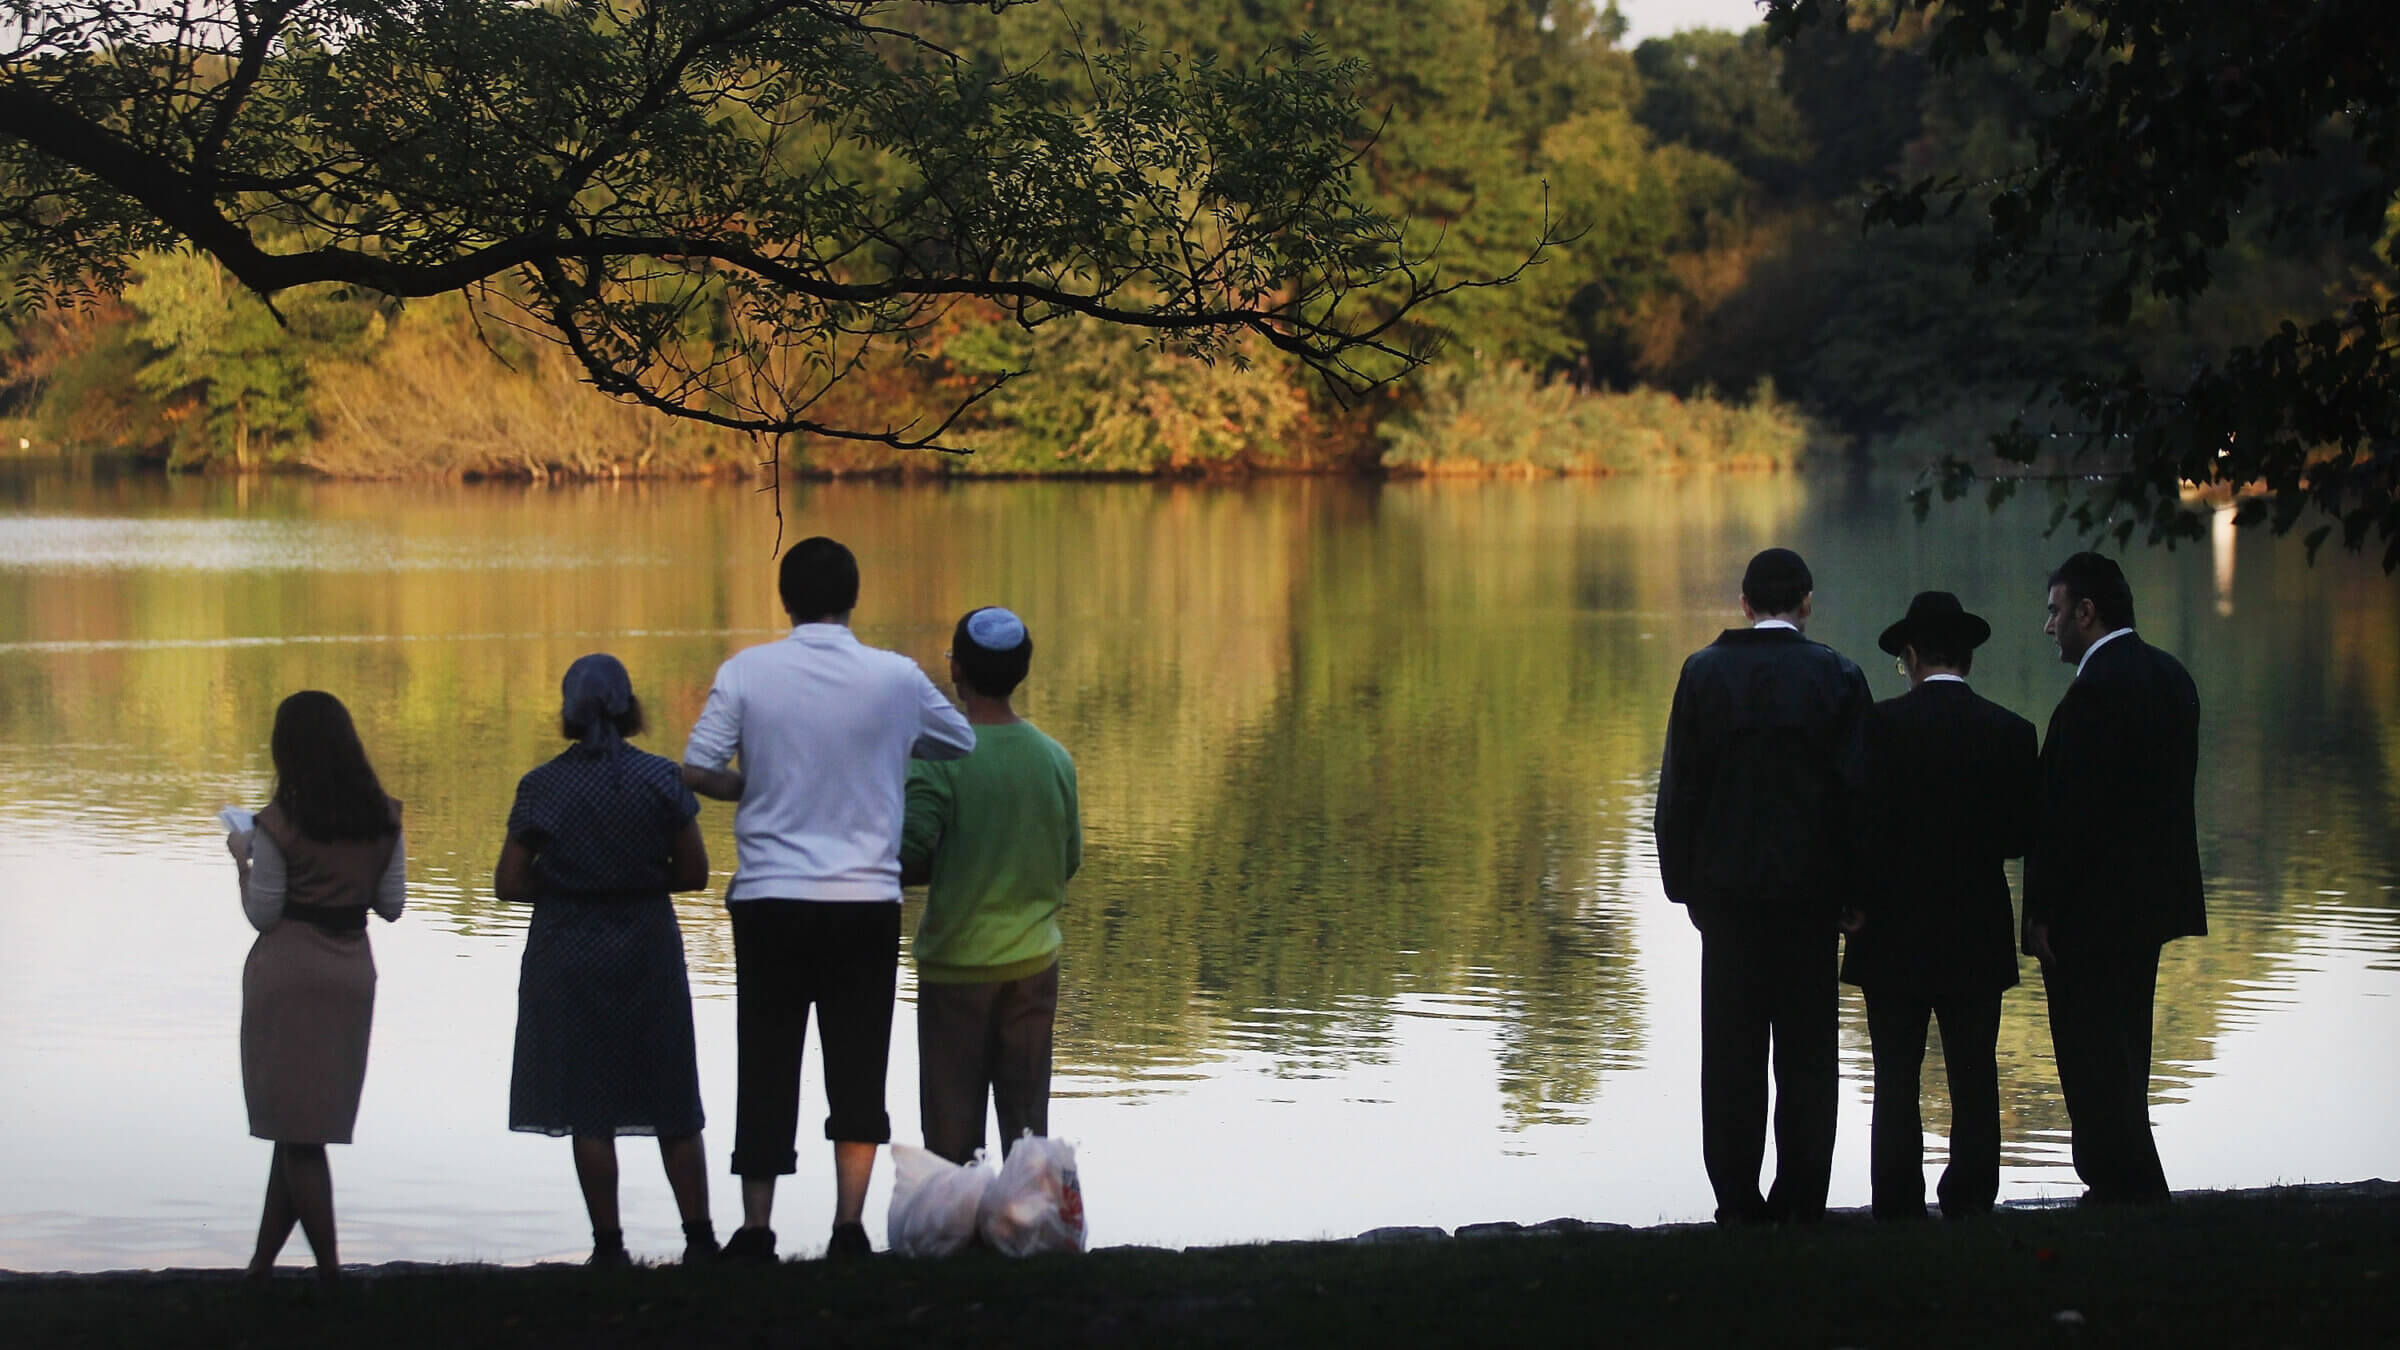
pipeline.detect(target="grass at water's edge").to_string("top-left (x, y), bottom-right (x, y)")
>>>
top-left (20, 347), bottom-right (1820, 481)
top-left (7, 1186), bottom-right (2395, 1349)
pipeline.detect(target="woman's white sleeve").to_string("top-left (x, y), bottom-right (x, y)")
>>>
top-left (373, 831), bottom-right (408, 921)
top-left (242, 830), bottom-right (287, 932)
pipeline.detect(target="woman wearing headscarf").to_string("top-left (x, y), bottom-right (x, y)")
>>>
top-left (228, 690), bottom-right (406, 1282)
top-left (496, 653), bottom-right (716, 1265)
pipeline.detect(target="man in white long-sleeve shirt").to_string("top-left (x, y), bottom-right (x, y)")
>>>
top-left (682, 536), bottom-right (974, 1261)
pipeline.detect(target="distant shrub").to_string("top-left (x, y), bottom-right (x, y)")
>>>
top-left (934, 315), bottom-right (1318, 476)
top-left (1378, 361), bottom-right (1813, 476)
top-left (300, 296), bottom-right (754, 479)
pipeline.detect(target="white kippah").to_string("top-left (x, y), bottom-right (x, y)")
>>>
top-left (966, 607), bottom-right (1028, 650)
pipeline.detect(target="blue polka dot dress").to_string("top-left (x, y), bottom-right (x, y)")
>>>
top-left (506, 745), bottom-right (706, 1138)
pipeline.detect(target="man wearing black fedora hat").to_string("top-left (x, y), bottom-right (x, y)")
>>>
top-left (1843, 591), bottom-right (2038, 1219)
top-left (1655, 547), bottom-right (1871, 1225)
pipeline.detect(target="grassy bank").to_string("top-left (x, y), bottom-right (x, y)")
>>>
top-left (1379, 362), bottom-right (1813, 477)
top-left (9, 1185), bottom-right (2393, 1348)
top-left (14, 281), bottom-right (1817, 480)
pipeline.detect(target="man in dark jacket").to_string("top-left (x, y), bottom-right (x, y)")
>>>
top-left (1654, 548), bottom-right (1871, 1225)
top-left (1843, 592), bottom-right (2038, 1220)
top-left (2028, 552), bottom-right (2206, 1205)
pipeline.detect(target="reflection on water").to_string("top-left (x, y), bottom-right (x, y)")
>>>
top-left (0, 514), bottom-right (670, 575)
top-left (0, 465), bottom-right (2394, 1269)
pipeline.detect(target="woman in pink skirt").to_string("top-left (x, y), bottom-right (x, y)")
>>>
top-left (227, 691), bottom-right (406, 1281)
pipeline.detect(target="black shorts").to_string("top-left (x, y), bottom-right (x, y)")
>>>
top-left (727, 901), bottom-right (900, 1176)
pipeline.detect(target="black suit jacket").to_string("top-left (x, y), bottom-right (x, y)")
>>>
top-left (1654, 626), bottom-right (1871, 930)
top-left (1840, 680), bottom-right (2037, 999)
top-left (2024, 632), bottom-right (2207, 955)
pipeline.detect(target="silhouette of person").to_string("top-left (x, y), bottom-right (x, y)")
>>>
top-left (1844, 592), bottom-right (2036, 1219)
top-left (227, 691), bottom-right (406, 1281)
top-left (682, 538), bottom-right (975, 1260)
top-left (1655, 548), bottom-right (1870, 1224)
top-left (900, 607), bottom-right (1082, 1167)
top-left (2027, 552), bottom-right (2206, 1205)
top-left (496, 653), bottom-right (716, 1266)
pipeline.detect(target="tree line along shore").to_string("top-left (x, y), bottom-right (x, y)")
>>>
top-left (2, 2), bottom-right (2371, 486)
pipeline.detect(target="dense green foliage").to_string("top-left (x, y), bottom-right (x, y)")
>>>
top-left (2, 0), bottom-right (2387, 513)
top-left (123, 250), bottom-right (374, 469)
top-left (1768, 0), bottom-right (2400, 566)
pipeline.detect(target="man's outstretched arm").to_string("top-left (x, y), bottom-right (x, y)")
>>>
top-left (682, 763), bottom-right (745, 802)
top-left (682, 665), bottom-right (745, 801)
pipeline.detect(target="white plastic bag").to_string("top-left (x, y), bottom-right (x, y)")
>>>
top-left (886, 1144), bottom-right (993, 1258)
top-left (976, 1134), bottom-right (1087, 1257)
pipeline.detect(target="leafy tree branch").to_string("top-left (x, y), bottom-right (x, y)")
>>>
top-left (0, 0), bottom-right (1557, 453)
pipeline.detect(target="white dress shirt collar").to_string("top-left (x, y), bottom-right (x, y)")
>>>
top-left (1751, 618), bottom-right (1799, 632)
top-left (2075, 626), bottom-right (2136, 677)
top-left (1921, 673), bottom-right (1967, 684)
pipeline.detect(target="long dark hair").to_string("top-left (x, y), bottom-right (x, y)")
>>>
top-left (270, 691), bottom-right (398, 842)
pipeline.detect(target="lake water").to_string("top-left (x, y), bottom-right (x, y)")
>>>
top-left (0, 465), bottom-right (2394, 1269)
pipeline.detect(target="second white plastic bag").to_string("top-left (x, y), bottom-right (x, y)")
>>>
top-left (976, 1134), bottom-right (1087, 1257)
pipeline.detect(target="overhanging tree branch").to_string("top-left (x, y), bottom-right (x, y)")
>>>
top-left (0, 0), bottom-right (1558, 454)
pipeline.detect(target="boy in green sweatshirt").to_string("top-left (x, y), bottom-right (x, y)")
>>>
top-left (899, 607), bottom-right (1082, 1164)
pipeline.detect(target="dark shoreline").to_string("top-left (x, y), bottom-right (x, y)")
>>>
top-left (8, 1180), bottom-right (2395, 1348)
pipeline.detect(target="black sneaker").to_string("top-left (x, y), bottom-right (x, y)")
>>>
top-left (720, 1226), bottom-right (777, 1264)
top-left (824, 1222), bottom-right (872, 1261)
top-left (681, 1221), bottom-right (721, 1265)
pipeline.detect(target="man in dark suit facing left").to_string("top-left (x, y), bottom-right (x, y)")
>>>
top-left (1655, 547), bottom-right (1871, 1225)
top-left (1843, 592), bottom-right (2038, 1220)
top-left (2028, 551), bottom-right (2206, 1205)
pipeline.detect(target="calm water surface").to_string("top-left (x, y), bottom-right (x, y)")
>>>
top-left (1, 466), bottom-right (2394, 1269)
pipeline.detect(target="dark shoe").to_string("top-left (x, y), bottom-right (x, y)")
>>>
top-left (720, 1225), bottom-right (777, 1264)
top-left (588, 1228), bottom-right (631, 1268)
top-left (681, 1221), bottom-right (721, 1265)
top-left (824, 1222), bottom-right (872, 1261)
top-left (1761, 1190), bottom-right (1825, 1226)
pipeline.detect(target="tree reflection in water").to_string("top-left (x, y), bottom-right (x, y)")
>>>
top-left (0, 466), bottom-right (2393, 1261)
